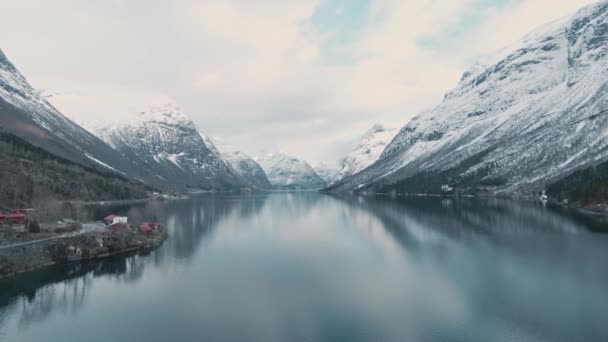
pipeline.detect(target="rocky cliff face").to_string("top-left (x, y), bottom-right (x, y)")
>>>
top-left (329, 1), bottom-right (608, 195)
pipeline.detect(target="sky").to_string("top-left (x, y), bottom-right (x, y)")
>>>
top-left (0, 0), bottom-right (598, 165)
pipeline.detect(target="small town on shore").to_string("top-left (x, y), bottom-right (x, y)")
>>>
top-left (0, 204), bottom-right (167, 279)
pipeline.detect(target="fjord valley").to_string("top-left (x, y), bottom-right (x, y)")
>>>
top-left (4, 1), bottom-right (608, 209)
top-left (2, 0), bottom-right (608, 341)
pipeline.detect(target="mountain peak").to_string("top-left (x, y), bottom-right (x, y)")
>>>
top-left (49, 92), bottom-right (195, 134)
top-left (368, 124), bottom-right (387, 134)
top-left (0, 48), bottom-right (13, 69)
top-left (135, 102), bottom-right (191, 126)
top-left (334, 124), bottom-right (398, 182)
top-left (255, 152), bottom-right (326, 189)
top-left (216, 143), bottom-right (272, 189)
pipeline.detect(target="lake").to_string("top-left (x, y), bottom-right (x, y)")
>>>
top-left (1, 193), bottom-right (607, 342)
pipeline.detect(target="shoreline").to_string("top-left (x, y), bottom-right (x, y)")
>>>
top-left (553, 203), bottom-right (608, 218)
top-left (63, 194), bottom-right (162, 206)
top-left (356, 191), bottom-right (608, 218)
top-left (61, 190), bottom-right (254, 207)
top-left (0, 228), bottom-right (167, 281)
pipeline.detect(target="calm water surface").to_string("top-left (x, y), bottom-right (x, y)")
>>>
top-left (1, 193), bottom-right (607, 342)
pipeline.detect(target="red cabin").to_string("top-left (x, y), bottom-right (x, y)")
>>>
top-left (0, 208), bottom-right (32, 225)
top-left (138, 222), bottom-right (161, 235)
top-left (110, 222), bottom-right (130, 232)
top-left (103, 214), bottom-right (117, 224)
top-left (0, 213), bottom-right (25, 224)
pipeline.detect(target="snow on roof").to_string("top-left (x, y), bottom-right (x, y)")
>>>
top-left (103, 214), bottom-right (116, 222)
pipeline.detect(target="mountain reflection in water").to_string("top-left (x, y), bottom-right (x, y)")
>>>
top-left (0, 193), bottom-right (607, 342)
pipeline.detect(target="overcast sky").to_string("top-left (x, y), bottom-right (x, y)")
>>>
top-left (0, 0), bottom-right (597, 165)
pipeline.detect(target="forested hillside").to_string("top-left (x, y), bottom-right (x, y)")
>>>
top-left (0, 130), bottom-right (154, 209)
top-left (547, 161), bottom-right (608, 206)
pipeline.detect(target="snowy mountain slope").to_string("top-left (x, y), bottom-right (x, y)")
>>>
top-left (200, 133), bottom-right (222, 159)
top-left (55, 97), bottom-right (246, 192)
top-left (0, 49), bottom-right (163, 188)
top-left (314, 162), bottom-right (341, 185)
top-left (217, 145), bottom-right (272, 190)
top-left (255, 153), bottom-right (327, 190)
top-left (335, 124), bottom-right (398, 182)
top-left (198, 133), bottom-right (269, 189)
top-left (328, 1), bottom-right (608, 195)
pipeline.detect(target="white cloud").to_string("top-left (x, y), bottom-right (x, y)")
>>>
top-left (0, 0), bottom-right (600, 164)
top-left (467, 0), bottom-right (597, 56)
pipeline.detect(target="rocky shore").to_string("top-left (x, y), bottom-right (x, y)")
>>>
top-left (0, 224), bottom-right (166, 279)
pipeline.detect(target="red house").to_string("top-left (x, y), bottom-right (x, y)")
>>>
top-left (103, 214), bottom-right (117, 224)
top-left (0, 213), bottom-right (25, 224)
top-left (138, 223), bottom-right (161, 235)
top-left (0, 209), bottom-right (32, 224)
top-left (110, 222), bottom-right (130, 232)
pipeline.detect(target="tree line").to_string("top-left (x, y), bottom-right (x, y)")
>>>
top-left (0, 131), bottom-right (152, 216)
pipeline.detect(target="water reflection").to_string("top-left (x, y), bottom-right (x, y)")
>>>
top-left (335, 195), bottom-right (608, 341)
top-left (0, 193), bottom-right (607, 342)
top-left (0, 194), bottom-right (267, 331)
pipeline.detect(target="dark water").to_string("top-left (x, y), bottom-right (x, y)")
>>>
top-left (1, 193), bottom-right (608, 342)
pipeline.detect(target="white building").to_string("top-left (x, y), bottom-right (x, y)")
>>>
top-left (112, 216), bottom-right (128, 225)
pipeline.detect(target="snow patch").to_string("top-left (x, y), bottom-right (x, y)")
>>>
top-left (85, 153), bottom-right (127, 176)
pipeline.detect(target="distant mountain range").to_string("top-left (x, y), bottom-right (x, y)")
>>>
top-left (216, 144), bottom-right (272, 190)
top-left (0, 48), bottom-right (273, 202)
top-left (3, 0), bottom-right (608, 205)
top-left (61, 99), bottom-right (248, 192)
top-left (0, 44), bottom-right (326, 199)
top-left (255, 153), bottom-right (327, 190)
top-left (328, 1), bottom-right (608, 199)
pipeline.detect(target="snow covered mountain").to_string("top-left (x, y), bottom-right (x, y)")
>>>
top-left (54, 97), bottom-right (246, 192)
top-left (314, 162), bottom-right (341, 185)
top-left (255, 153), bottom-right (327, 190)
top-left (0, 48), bottom-right (162, 188)
top-left (328, 1), bottom-right (608, 196)
top-left (198, 133), bottom-right (268, 190)
top-left (313, 124), bottom-right (397, 187)
top-left (335, 124), bottom-right (397, 182)
top-left (217, 145), bottom-right (272, 190)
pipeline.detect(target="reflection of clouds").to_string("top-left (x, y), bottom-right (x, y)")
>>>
top-left (334, 198), bottom-right (407, 261)
top-left (334, 195), bottom-right (608, 341)
top-left (2, 194), bottom-right (608, 341)
top-left (0, 194), bottom-right (261, 332)
top-left (339, 195), bottom-right (596, 250)
top-left (165, 193), bottom-right (470, 341)
top-left (159, 194), bottom-right (262, 260)
top-left (271, 192), bottom-right (321, 218)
